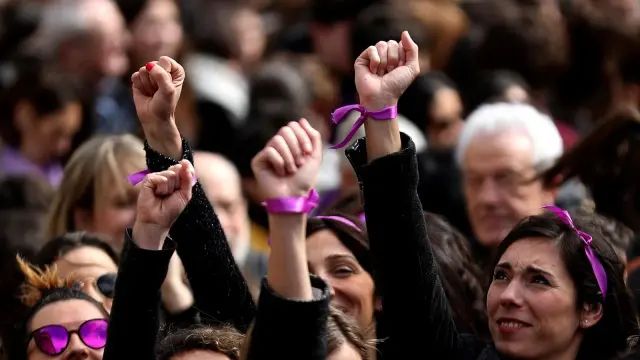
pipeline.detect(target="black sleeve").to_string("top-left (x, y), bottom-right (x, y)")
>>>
top-left (244, 277), bottom-right (330, 360)
top-left (345, 134), bottom-right (464, 358)
top-left (104, 231), bottom-right (175, 360)
top-left (145, 138), bottom-right (256, 332)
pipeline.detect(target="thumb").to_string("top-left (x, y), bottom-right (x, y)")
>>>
top-left (400, 31), bottom-right (420, 74)
top-left (148, 60), bottom-right (176, 96)
top-left (178, 160), bottom-right (194, 202)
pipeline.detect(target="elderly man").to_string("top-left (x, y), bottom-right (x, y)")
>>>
top-left (193, 151), bottom-right (267, 296)
top-left (456, 103), bottom-right (563, 252)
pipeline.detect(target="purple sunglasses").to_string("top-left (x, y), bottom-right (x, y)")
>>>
top-left (28, 318), bottom-right (108, 356)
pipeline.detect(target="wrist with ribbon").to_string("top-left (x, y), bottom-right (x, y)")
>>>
top-left (262, 189), bottom-right (319, 214)
top-left (330, 104), bottom-right (398, 149)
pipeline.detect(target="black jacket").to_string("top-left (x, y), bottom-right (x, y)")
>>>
top-left (244, 277), bottom-right (331, 360)
top-left (104, 139), bottom-right (255, 360)
top-left (346, 134), bottom-right (499, 360)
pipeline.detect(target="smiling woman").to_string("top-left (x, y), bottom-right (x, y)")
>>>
top-left (487, 212), bottom-right (637, 359)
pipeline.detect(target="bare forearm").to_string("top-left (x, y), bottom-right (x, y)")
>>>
top-left (144, 120), bottom-right (183, 160)
top-left (267, 214), bottom-right (313, 301)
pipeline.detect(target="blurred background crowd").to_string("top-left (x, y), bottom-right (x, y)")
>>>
top-left (0, 0), bottom-right (639, 357)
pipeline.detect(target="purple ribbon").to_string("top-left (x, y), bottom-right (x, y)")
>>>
top-left (543, 205), bottom-right (608, 301)
top-left (263, 189), bottom-right (320, 214)
top-left (315, 215), bottom-right (362, 233)
top-left (128, 169), bottom-right (150, 186)
top-left (330, 104), bottom-right (398, 149)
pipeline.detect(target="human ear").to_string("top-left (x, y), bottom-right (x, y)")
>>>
top-left (579, 302), bottom-right (603, 329)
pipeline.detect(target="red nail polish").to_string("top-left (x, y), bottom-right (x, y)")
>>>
top-left (145, 62), bottom-right (154, 72)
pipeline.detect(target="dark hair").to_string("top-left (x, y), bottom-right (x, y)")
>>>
top-left (327, 306), bottom-right (372, 359)
top-left (424, 212), bottom-right (488, 337)
top-left (493, 212), bottom-right (638, 359)
top-left (0, 69), bottom-right (79, 147)
top-left (468, 70), bottom-right (530, 112)
top-left (311, 0), bottom-right (377, 24)
top-left (398, 72), bottom-right (457, 130)
top-left (35, 232), bottom-right (120, 268)
top-left (542, 108), bottom-right (640, 232)
top-left (157, 325), bottom-right (244, 360)
top-left (115, 0), bottom-right (148, 24)
top-left (351, 3), bottom-right (428, 64)
top-left (306, 213), bottom-right (371, 275)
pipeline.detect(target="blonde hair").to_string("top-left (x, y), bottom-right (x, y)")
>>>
top-left (47, 135), bottom-right (145, 239)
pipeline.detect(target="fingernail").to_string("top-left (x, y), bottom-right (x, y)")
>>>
top-left (146, 62), bottom-right (155, 72)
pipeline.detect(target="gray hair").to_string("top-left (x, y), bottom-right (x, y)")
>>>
top-left (455, 102), bottom-right (563, 171)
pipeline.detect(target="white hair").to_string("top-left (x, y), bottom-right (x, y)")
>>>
top-left (455, 102), bottom-right (563, 171)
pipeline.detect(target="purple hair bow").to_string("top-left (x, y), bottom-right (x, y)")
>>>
top-left (543, 205), bottom-right (608, 301)
top-left (329, 104), bottom-right (397, 149)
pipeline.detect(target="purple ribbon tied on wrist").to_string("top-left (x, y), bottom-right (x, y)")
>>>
top-left (330, 104), bottom-right (398, 149)
top-left (544, 205), bottom-right (608, 301)
top-left (263, 189), bottom-right (320, 214)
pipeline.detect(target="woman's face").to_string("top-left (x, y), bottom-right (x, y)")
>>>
top-left (83, 183), bottom-right (138, 252)
top-left (306, 230), bottom-right (376, 330)
top-left (487, 237), bottom-right (586, 359)
top-left (54, 246), bottom-right (118, 313)
top-left (27, 299), bottom-right (106, 359)
top-left (427, 87), bottom-right (463, 150)
top-left (130, 0), bottom-right (183, 66)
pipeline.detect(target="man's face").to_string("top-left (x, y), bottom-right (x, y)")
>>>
top-left (86, 0), bottom-right (130, 78)
top-left (462, 131), bottom-right (556, 248)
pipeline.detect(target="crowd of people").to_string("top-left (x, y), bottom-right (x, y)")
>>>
top-left (0, 0), bottom-right (640, 359)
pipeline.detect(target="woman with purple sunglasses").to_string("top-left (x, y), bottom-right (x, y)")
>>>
top-left (16, 258), bottom-right (109, 360)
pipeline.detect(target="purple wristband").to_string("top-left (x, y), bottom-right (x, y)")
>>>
top-left (330, 104), bottom-right (398, 149)
top-left (128, 169), bottom-right (150, 186)
top-left (262, 189), bottom-right (320, 214)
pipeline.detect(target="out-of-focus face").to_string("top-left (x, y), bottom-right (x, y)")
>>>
top-left (427, 87), bottom-right (464, 150)
top-left (171, 350), bottom-right (231, 360)
top-left (19, 102), bottom-right (82, 165)
top-left (27, 299), bottom-right (106, 360)
top-left (86, 0), bottom-right (130, 78)
top-left (487, 238), bottom-right (591, 359)
top-left (195, 153), bottom-right (250, 263)
top-left (462, 131), bottom-right (555, 248)
top-left (130, 0), bottom-right (183, 67)
top-left (231, 8), bottom-right (266, 69)
top-left (306, 230), bottom-right (375, 330)
top-left (80, 181), bottom-right (138, 252)
top-left (54, 246), bottom-right (118, 313)
top-left (311, 21), bottom-right (352, 73)
top-left (502, 85), bottom-right (529, 104)
top-left (327, 343), bottom-right (362, 360)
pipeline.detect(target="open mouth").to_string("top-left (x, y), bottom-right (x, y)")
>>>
top-left (496, 318), bottom-right (531, 331)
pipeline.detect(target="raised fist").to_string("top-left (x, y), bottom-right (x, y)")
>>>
top-left (131, 56), bottom-right (185, 136)
top-left (133, 160), bottom-right (195, 250)
top-left (251, 119), bottom-right (322, 200)
top-left (354, 31), bottom-right (420, 110)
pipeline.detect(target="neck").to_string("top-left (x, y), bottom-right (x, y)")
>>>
top-left (19, 141), bottom-right (47, 166)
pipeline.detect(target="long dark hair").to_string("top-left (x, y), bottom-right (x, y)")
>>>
top-left (493, 212), bottom-right (638, 359)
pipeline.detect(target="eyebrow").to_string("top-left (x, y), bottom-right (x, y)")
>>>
top-left (325, 254), bottom-right (358, 263)
top-left (495, 262), bottom-right (555, 278)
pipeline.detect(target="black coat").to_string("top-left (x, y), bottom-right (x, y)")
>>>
top-left (104, 139), bottom-right (255, 360)
top-left (346, 134), bottom-right (500, 360)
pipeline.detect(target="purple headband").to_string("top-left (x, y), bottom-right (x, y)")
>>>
top-left (544, 205), bottom-right (608, 301)
top-left (315, 215), bottom-right (362, 233)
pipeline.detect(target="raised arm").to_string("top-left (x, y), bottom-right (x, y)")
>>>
top-left (131, 57), bottom-right (255, 331)
top-left (105, 162), bottom-right (194, 360)
top-left (244, 120), bottom-right (331, 359)
top-left (348, 32), bottom-right (463, 358)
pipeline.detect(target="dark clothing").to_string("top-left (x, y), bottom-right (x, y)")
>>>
top-left (345, 134), bottom-right (499, 359)
top-left (245, 277), bottom-right (331, 360)
top-left (104, 139), bottom-right (255, 360)
top-left (416, 148), bottom-right (473, 239)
